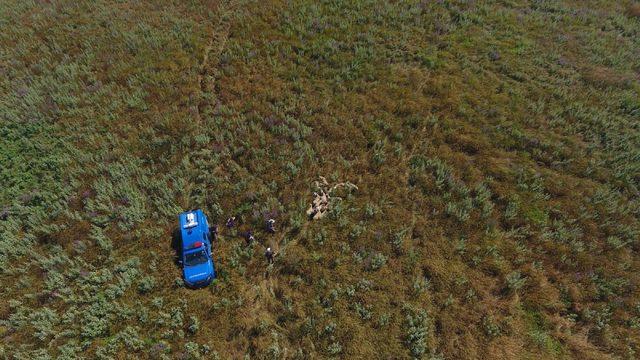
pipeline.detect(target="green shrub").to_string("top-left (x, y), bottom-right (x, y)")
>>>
top-left (403, 305), bottom-right (431, 359)
top-left (80, 296), bottom-right (113, 339)
top-left (354, 302), bottom-right (372, 320)
top-left (368, 252), bottom-right (387, 271)
top-left (116, 326), bottom-right (145, 352)
top-left (505, 271), bottom-right (527, 293)
top-left (266, 331), bottom-right (283, 360)
top-left (327, 342), bottom-right (343, 355)
top-left (188, 315), bottom-right (200, 335)
top-left (391, 228), bottom-right (409, 254)
top-left (364, 202), bottom-right (379, 219)
top-left (377, 313), bottom-right (391, 328)
top-left (184, 341), bottom-right (201, 358)
top-left (348, 224), bottom-right (365, 241)
top-left (482, 315), bottom-right (501, 338)
top-left (138, 276), bottom-right (156, 294)
top-left (412, 276), bottom-right (431, 297)
top-left (57, 341), bottom-right (82, 359)
top-left (170, 307), bottom-right (184, 329)
top-left (89, 225), bottom-right (112, 253)
top-left (31, 307), bottom-right (59, 341)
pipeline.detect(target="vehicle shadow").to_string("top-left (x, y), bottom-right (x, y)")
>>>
top-left (171, 227), bottom-right (182, 268)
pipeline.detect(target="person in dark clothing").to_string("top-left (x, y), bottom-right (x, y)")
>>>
top-left (226, 216), bottom-right (236, 228)
top-left (265, 218), bottom-right (276, 233)
top-left (244, 230), bottom-right (255, 245)
top-left (265, 247), bottom-right (274, 264)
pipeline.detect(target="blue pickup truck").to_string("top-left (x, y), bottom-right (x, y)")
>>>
top-left (178, 209), bottom-right (216, 288)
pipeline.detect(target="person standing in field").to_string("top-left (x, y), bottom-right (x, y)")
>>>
top-left (265, 247), bottom-right (274, 264)
top-left (266, 218), bottom-right (276, 233)
top-left (245, 230), bottom-right (255, 246)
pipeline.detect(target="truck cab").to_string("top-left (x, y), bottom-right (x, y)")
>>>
top-left (179, 209), bottom-right (216, 288)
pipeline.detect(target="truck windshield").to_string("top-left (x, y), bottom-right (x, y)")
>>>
top-left (185, 249), bottom-right (208, 266)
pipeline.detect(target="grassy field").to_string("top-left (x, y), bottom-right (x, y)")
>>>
top-left (1, 0), bottom-right (639, 359)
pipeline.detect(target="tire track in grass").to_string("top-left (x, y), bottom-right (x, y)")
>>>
top-left (194, 1), bottom-right (233, 125)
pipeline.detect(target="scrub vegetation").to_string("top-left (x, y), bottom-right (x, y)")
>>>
top-left (1, 0), bottom-right (639, 359)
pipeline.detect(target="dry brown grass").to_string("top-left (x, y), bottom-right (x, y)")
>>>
top-left (627, 3), bottom-right (640, 18)
top-left (581, 66), bottom-right (632, 88)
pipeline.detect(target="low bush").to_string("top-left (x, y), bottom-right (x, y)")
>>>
top-left (505, 271), bottom-right (527, 293)
top-left (403, 305), bottom-right (431, 359)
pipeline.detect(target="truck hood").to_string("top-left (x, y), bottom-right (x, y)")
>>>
top-left (183, 260), bottom-right (213, 284)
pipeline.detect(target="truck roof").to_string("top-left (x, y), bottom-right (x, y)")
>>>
top-left (179, 209), bottom-right (209, 250)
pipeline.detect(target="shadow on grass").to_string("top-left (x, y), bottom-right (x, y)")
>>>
top-left (171, 227), bottom-right (182, 268)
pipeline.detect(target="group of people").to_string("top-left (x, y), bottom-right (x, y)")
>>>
top-left (220, 216), bottom-right (276, 265)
